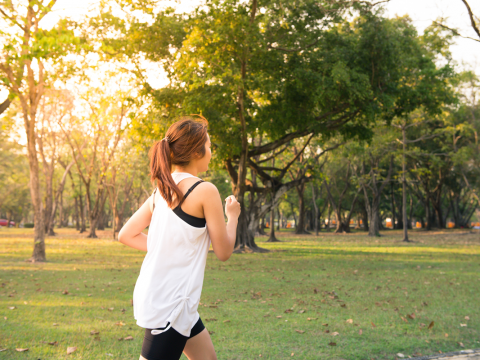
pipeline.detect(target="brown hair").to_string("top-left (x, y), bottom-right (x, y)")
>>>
top-left (149, 115), bottom-right (209, 209)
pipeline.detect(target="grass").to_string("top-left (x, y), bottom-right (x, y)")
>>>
top-left (0, 227), bottom-right (479, 359)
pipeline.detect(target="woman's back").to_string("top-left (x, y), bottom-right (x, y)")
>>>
top-left (133, 172), bottom-right (211, 337)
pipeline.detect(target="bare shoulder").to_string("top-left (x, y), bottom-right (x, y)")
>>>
top-left (197, 181), bottom-right (219, 197)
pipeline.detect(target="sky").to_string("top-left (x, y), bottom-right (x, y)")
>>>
top-left (1, 0), bottom-right (479, 99)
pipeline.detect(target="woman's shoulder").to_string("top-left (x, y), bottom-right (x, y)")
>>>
top-left (196, 181), bottom-right (218, 194)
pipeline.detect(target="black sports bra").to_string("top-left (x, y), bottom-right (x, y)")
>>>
top-left (153, 180), bottom-right (206, 228)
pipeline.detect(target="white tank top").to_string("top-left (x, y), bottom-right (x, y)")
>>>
top-left (133, 172), bottom-right (211, 336)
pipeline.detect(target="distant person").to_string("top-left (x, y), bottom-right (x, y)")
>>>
top-left (118, 115), bottom-right (240, 360)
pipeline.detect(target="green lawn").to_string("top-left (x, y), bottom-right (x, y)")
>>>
top-left (1, 227), bottom-right (479, 359)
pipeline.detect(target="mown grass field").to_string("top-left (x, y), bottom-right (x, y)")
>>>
top-left (0, 227), bottom-right (479, 360)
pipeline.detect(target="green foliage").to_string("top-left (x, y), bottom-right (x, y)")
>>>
top-left (96, 1), bottom-right (456, 171)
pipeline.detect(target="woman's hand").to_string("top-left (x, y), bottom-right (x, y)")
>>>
top-left (224, 195), bottom-right (241, 221)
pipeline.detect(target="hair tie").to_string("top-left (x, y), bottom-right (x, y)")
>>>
top-left (163, 136), bottom-right (170, 143)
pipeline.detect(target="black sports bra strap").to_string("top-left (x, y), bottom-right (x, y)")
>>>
top-left (152, 188), bottom-right (157, 210)
top-left (179, 180), bottom-right (204, 204)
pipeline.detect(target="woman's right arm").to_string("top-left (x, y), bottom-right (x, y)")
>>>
top-left (117, 196), bottom-right (153, 252)
top-left (201, 182), bottom-right (240, 262)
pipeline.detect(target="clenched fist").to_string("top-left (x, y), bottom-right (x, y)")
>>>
top-left (225, 195), bottom-right (241, 221)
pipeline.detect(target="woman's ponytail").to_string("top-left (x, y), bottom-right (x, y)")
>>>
top-left (149, 116), bottom-right (208, 209)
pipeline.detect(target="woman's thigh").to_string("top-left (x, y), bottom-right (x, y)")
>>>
top-left (183, 328), bottom-right (217, 360)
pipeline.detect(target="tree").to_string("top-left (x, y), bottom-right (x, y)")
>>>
top-left (353, 127), bottom-right (395, 237)
top-left (60, 87), bottom-right (132, 238)
top-left (36, 89), bottom-right (76, 235)
top-left (0, 114), bottom-right (31, 223)
top-left (0, 1), bottom-right (85, 261)
top-left (111, 4), bottom-right (433, 250)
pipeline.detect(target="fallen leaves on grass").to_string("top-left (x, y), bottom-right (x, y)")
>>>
top-left (297, 309), bottom-right (305, 314)
top-left (359, 329), bottom-right (363, 335)
top-left (276, 316), bottom-right (282, 319)
top-left (62, 290), bottom-right (69, 295)
top-left (205, 318), bottom-right (217, 322)
top-left (371, 322), bottom-right (376, 327)
top-left (396, 353), bottom-right (405, 358)
top-left (407, 313), bottom-right (415, 320)
top-left (428, 321), bottom-right (434, 329)
top-left (0, 348), bottom-right (6, 352)
top-left (322, 323), bottom-right (328, 326)
top-left (8, 306), bottom-right (16, 310)
top-left (346, 319), bottom-right (353, 324)
top-left (328, 342), bottom-right (336, 346)
top-left (460, 324), bottom-right (467, 327)
top-left (108, 308), bottom-right (114, 311)
top-left (90, 331), bottom-right (99, 335)
top-left (458, 342), bottom-right (464, 347)
top-left (284, 309), bottom-right (293, 313)
top-left (115, 321), bottom-right (125, 326)
top-left (124, 336), bottom-right (133, 341)
top-left (48, 341), bottom-right (58, 346)
top-left (295, 330), bottom-right (305, 334)
top-left (307, 318), bottom-right (317, 321)
top-left (331, 332), bottom-right (339, 336)
top-left (52, 323), bottom-right (58, 326)
top-left (67, 346), bottom-right (76, 354)
top-left (465, 316), bottom-right (470, 320)
top-left (16, 348), bottom-right (28, 352)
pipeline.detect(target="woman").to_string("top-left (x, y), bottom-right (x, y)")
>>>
top-left (118, 116), bottom-right (241, 360)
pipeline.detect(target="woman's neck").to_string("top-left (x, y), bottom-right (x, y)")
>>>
top-left (172, 166), bottom-right (198, 177)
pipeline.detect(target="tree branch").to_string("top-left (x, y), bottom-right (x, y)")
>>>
top-left (432, 20), bottom-right (480, 43)
top-left (460, 0), bottom-right (480, 40)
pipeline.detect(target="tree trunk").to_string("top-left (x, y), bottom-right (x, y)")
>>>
top-left (258, 215), bottom-right (267, 235)
top-left (267, 207), bottom-right (280, 242)
top-left (43, 175), bottom-right (54, 235)
top-left (390, 182), bottom-right (396, 229)
top-left (294, 182), bottom-right (310, 234)
top-left (401, 128), bottom-right (410, 242)
top-left (365, 195), bottom-right (381, 236)
top-left (425, 194), bottom-right (432, 230)
top-left (326, 203), bottom-right (331, 232)
top-left (311, 182), bottom-right (319, 236)
top-left (361, 203), bottom-right (369, 231)
top-left (25, 113), bottom-right (46, 262)
top-left (74, 196), bottom-right (80, 230)
top-left (361, 157), bottom-right (394, 237)
top-left (276, 207), bottom-right (280, 230)
top-left (49, 160), bottom-right (75, 235)
top-left (79, 191), bottom-right (86, 233)
top-left (58, 190), bottom-right (64, 228)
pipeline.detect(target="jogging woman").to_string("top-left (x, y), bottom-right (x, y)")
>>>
top-left (118, 116), bottom-right (240, 360)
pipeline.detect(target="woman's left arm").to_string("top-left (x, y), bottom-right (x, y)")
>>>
top-left (118, 196), bottom-right (153, 252)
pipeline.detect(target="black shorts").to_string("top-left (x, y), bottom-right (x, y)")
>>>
top-left (141, 317), bottom-right (206, 360)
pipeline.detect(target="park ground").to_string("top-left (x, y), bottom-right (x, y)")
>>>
top-left (0, 228), bottom-right (479, 360)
